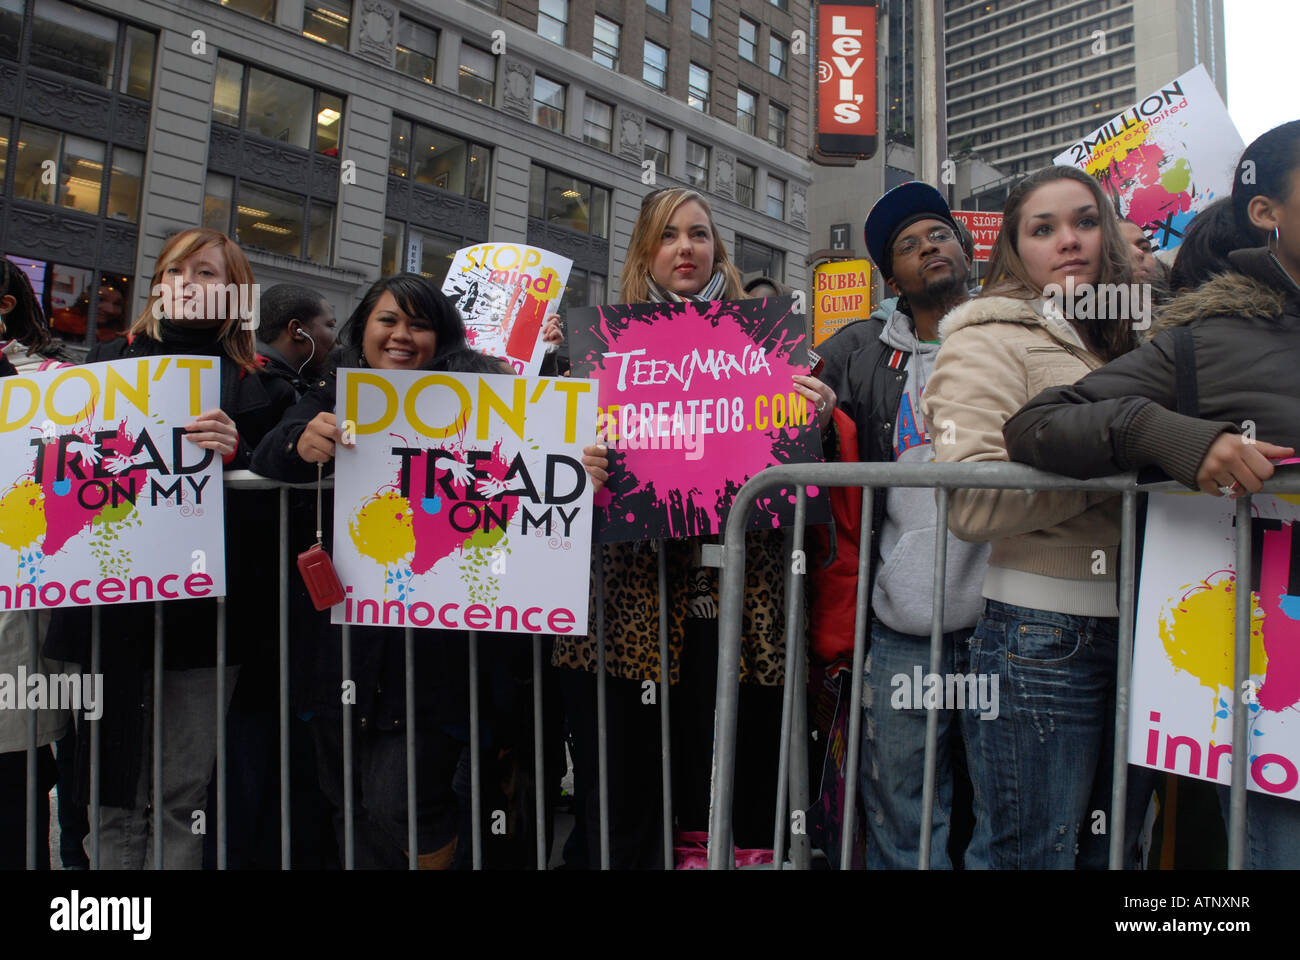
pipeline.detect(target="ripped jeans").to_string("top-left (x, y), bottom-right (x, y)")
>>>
top-left (959, 600), bottom-right (1117, 870)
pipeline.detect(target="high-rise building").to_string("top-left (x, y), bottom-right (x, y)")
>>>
top-left (945, 0), bottom-right (1227, 178)
top-left (0, 0), bottom-right (814, 356)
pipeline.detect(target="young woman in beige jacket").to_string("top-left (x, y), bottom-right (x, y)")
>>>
top-left (921, 166), bottom-right (1136, 869)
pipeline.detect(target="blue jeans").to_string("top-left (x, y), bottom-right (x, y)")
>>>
top-left (861, 620), bottom-right (971, 869)
top-left (959, 600), bottom-right (1117, 870)
top-left (1216, 786), bottom-right (1300, 869)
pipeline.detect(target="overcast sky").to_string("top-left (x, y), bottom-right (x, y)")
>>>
top-left (1224, 0), bottom-right (1296, 146)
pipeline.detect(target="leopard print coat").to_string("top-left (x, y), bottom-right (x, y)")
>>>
top-left (552, 530), bottom-right (792, 686)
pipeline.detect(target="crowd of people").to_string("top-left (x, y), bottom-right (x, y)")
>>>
top-left (1, 118), bottom-right (1297, 870)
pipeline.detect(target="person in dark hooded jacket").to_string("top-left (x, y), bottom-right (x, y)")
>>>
top-left (1003, 120), bottom-right (1300, 869)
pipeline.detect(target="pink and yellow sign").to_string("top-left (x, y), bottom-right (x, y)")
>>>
top-left (0, 357), bottom-right (225, 610)
top-left (1131, 493), bottom-right (1300, 801)
top-left (568, 296), bottom-right (827, 542)
top-left (332, 368), bottom-right (597, 634)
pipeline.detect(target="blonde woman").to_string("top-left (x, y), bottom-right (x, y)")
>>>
top-left (43, 228), bottom-right (295, 868)
top-left (547, 188), bottom-right (835, 867)
top-left (921, 167), bottom-right (1136, 869)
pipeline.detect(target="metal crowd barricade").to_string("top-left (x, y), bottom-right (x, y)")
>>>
top-left (21, 470), bottom-right (631, 871)
top-left (706, 460), bottom-right (1300, 871)
top-left (21, 463), bottom-right (1293, 871)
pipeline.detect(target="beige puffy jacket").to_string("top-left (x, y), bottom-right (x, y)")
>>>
top-left (920, 295), bottom-right (1120, 580)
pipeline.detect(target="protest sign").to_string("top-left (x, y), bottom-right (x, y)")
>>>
top-left (813, 259), bottom-right (871, 345)
top-left (950, 211), bottom-right (1002, 263)
top-left (332, 368), bottom-right (597, 635)
top-left (1053, 64), bottom-right (1243, 253)
top-left (1131, 493), bottom-right (1300, 802)
top-left (441, 243), bottom-right (573, 376)
top-left (568, 296), bottom-right (828, 542)
top-left (0, 356), bottom-right (225, 610)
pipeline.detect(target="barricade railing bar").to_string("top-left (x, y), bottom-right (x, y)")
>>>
top-left (706, 461), bottom-right (1300, 871)
top-left (19, 464), bottom-right (1296, 871)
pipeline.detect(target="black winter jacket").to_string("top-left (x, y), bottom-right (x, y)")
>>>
top-left (815, 305), bottom-right (910, 576)
top-left (43, 330), bottom-right (295, 807)
top-left (249, 375), bottom-right (473, 735)
top-left (1004, 247), bottom-right (1300, 487)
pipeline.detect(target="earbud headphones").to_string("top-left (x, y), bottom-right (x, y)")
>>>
top-left (291, 320), bottom-right (317, 376)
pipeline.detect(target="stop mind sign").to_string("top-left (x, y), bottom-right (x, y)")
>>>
top-left (951, 211), bottom-right (1003, 263)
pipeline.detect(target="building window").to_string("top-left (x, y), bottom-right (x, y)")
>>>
top-left (735, 161), bottom-right (755, 208)
top-left (529, 165), bottom-right (610, 238)
top-left (643, 121), bottom-right (669, 175)
top-left (565, 268), bottom-right (608, 309)
top-left (738, 16), bottom-right (758, 62)
top-left (768, 102), bottom-right (787, 148)
top-left (583, 97), bottom-right (613, 151)
top-left (537, 0), bottom-right (566, 46)
top-left (395, 17), bottom-right (438, 84)
top-left (769, 33), bottom-right (788, 78)
top-left (18, 257), bottom-right (134, 347)
top-left (214, 0), bottom-right (275, 20)
top-left (303, 0), bottom-right (350, 48)
top-left (592, 15), bottom-right (619, 70)
top-left (688, 63), bottom-right (710, 112)
top-left (382, 223), bottom-right (461, 286)
top-left (459, 44), bottom-right (495, 104)
top-left (119, 25), bottom-right (155, 98)
top-left (766, 175), bottom-right (785, 219)
top-left (211, 57), bottom-right (344, 155)
top-left (389, 117), bottom-right (491, 200)
top-left (646, 0), bottom-right (667, 14)
top-left (11, 121), bottom-right (143, 224)
top-left (734, 235), bottom-right (784, 283)
top-left (533, 74), bottom-right (565, 133)
top-left (28, 0), bottom-right (124, 89)
top-left (106, 146), bottom-right (142, 221)
top-left (690, 0), bottom-right (711, 38)
top-left (22, 2), bottom-right (156, 97)
top-left (736, 88), bottom-right (756, 135)
top-left (685, 139), bottom-right (709, 190)
top-left (643, 40), bottom-right (667, 89)
top-left (203, 172), bottom-right (334, 266)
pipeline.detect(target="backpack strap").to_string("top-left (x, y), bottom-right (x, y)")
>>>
top-left (1170, 326), bottom-right (1199, 419)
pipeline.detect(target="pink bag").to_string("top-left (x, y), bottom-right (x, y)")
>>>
top-left (673, 831), bottom-right (774, 869)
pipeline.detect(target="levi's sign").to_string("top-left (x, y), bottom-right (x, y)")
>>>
top-left (816, 1), bottom-right (878, 159)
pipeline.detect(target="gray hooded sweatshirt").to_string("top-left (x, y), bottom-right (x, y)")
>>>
top-left (871, 306), bottom-right (989, 636)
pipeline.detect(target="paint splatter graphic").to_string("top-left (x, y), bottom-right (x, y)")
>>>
top-left (348, 439), bottom-right (520, 603)
top-left (1159, 521), bottom-right (1300, 716)
top-left (1158, 572), bottom-right (1267, 692)
top-left (569, 296), bottom-right (827, 542)
top-left (1, 422), bottom-right (148, 582)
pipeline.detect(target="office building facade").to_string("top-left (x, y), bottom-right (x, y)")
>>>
top-left (945, 0), bottom-right (1227, 178)
top-left (0, 0), bottom-right (813, 355)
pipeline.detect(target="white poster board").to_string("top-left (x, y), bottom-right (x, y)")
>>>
top-left (0, 356), bottom-right (226, 609)
top-left (331, 368), bottom-right (597, 635)
top-left (1131, 493), bottom-right (1300, 801)
top-left (441, 243), bottom-right (573, 376)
